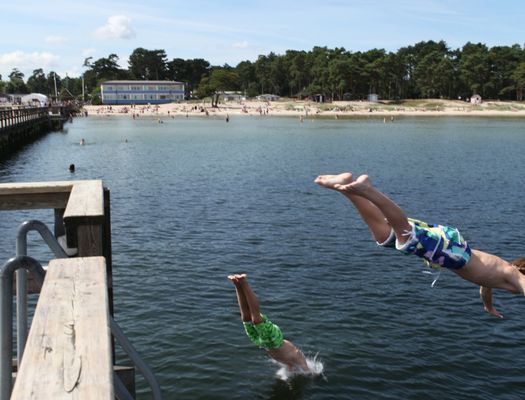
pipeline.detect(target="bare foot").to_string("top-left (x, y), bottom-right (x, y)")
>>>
top-left (227, 273), bottom-right (247, 284)
top-left (334, 174), bottom-right (372, 194)
top-left (314, 172), bottom-right (353, 190)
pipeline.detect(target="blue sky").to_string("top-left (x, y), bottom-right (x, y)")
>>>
top-left (1, 0), bottom-right (524, 79)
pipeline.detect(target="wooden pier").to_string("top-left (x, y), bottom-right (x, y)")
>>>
top-left (0, 180), bottom-right (154, 399)
top-left (0, 106), bottom-right (75, 159)
top-left (11, 257), bottom-right (114, 399)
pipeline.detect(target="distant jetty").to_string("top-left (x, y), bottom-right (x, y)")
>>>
top-left (0, 106), bottom-right (76, 159)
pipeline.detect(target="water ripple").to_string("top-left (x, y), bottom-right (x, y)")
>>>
top-left (1, 117), bottom-right (525, 399)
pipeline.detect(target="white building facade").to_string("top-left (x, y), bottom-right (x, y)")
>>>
top-left (100, 80), bottom-right (185, 105)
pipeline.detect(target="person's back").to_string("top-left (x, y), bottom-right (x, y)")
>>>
top-left (454, 250), bottom-right (524, 291)
top-left (267, 339), bottom-right (310, 373)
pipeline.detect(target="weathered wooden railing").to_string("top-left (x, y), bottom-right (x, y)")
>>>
top-left (0, 106), bottom-right (74, 159)
top-left (11, 256), bottom-right (114, 399)
top-left (0, 180), bottom-right (110, 258)
top-left (0, 180), bottom-right (120, 399)
top-left (0, 108), bottom-right (50, 130)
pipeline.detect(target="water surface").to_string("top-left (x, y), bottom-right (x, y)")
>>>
top-left (1, 115), bottom-right (525, 399)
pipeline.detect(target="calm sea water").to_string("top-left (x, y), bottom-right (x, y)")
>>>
top-left (1, 114), bottom-right (525, 399)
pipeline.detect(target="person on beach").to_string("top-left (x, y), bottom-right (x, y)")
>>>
top-left (228, 274), bottom-right (311, 374)
top-left (315, 172), bottom-right (525, 318)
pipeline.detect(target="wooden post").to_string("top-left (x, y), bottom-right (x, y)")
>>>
top-left (103, 188), bottom-right (113, 315)
top-left (63, 180), bottom-right (105, 255)
top-left (76, 224), bottom-right (103, 256)
top-left (54, 208), bottom-right (66, 238)
top-left (1, 180), bottom-right (136, 398)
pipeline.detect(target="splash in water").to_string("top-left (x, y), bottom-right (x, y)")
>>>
top-left (273, 353), bottom-right (325, 381)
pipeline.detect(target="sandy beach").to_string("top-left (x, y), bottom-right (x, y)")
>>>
top-left (83, 99), bottom-right (525, 119)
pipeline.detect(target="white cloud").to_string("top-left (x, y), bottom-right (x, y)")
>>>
top-left (45, 35), bottom-right (68, 45)
top-left (94, 15), bottom-right (136, 40)
top-left (81, 48), bottom-right (96, 58)
top-left (0, 51), bottom-right (60, 75)
top-left (232, 40), bottom-right (250, 49)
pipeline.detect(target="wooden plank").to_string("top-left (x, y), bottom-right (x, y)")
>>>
top-left (0, 181), bottom-right (74, 196)
top-left (63, 181), bottom-right (104, 221)
top-left (0, 180), bottom-right (104, 215)
top-left (63, 181), bottom-right (105, 251)
top-left (114, 365), bottom-right (136, 398)
top-left (11, 257), bottom-right (114, 400)
top-left (0, 192), bottom-right (70, 210)
top-left (0, 181), bottom-right (73, 210)
top-left (76, 224), bottom-right (103, 257)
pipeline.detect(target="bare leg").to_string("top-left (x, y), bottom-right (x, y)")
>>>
top-left (315, 173), bottom-right (392, 243)
top-left (334, 175), bottom-right (412, 244)
top-left (228, 274), bottom-right (251, 322)
top-left (228, 274), bottom-right (263, 324)
top-left (229, 275), bottom-right (311, 373)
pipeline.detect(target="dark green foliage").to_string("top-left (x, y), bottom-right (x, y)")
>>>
top-left (7, 69), bottom-right (28, 94)
top-left (129, 48), bottom-right (169, 80)
top-left (3, 41), bottom-right (525, 101)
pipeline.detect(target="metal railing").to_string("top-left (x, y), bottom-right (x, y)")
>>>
top-left (15, 220), bottom-right (68, 364)
top-left (1, 220), bottom-right (163, 399)
top-left (111, 317), bottom-right (162, 400)
top-left (0, 256), bottom-right (46, 400)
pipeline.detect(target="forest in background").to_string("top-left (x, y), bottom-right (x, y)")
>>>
top-left (1, 40), bottom-right (525, 102)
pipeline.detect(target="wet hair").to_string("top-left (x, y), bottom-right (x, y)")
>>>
top-left (512, 257), bottom-right (525, 275)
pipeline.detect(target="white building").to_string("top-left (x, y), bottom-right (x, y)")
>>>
top-left (470, 94), bottom-right (482, 105)
top-left (21, 93), bottom-right (49, 107)
top-left (100, 80), bottom-right (185, 105)
top-left (256, 94), bottom-right (280, 101)
top-left (367, 93), bottom-right (379, 103)
top-left (219, 92), bottom-right (245, 102)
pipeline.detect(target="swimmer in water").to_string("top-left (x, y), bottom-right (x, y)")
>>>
top-left (80, 138), bottom-right (85, 145)
top-left (228, 274), bottom-right (311, 374)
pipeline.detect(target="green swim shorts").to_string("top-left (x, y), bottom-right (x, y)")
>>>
top-left (243, 314), bottom-right (284, 349)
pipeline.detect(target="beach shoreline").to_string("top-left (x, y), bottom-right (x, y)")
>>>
top-left (83, 99), bottom-right (525, 118)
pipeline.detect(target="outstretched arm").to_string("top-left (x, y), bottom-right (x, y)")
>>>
top-left (480, 286), bottom-right (503, 318)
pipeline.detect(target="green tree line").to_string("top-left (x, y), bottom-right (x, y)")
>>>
top-left (2, 40), bottom-right (525, 101)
